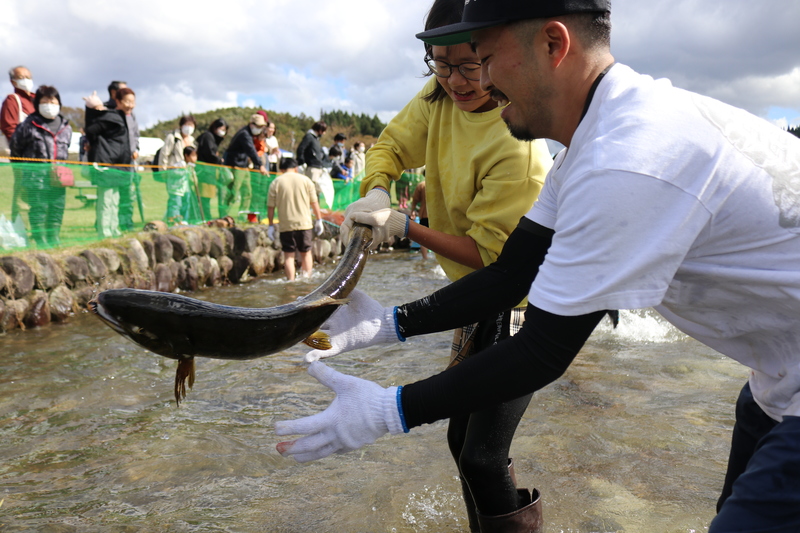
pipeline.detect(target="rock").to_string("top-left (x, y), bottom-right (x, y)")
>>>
top-left (141, 238), bottom-right (156, 270)
top-left (217, 255), bottom-right (233, 281)
top-left (151, 233), bottom-right (174, 264)
top-left (206, 257), bottom-right (221, 287)
top-left (49, 285), bottom-right (76, 322)
top-left (243, 227), bottom-right (259, 253)
top-left (248, 247), bottom-right (269, 277)
top-left (196, 256), bottom-right (212, 287)
top-left (60, 255), bottom-right (89, 286)
top-left (24, 291), bottom-right (50, 328)
top-left (73, 286), bottom-right (97, 309)
top-left (144, 220), bottom-right (168, 232)
top-left (166, 234), bottom-right (187, 261)
top-left (170, 261), bottom-right (186, 290)
top-left (229, 253), bottom-right (252, 283)
top-left (0, 267), bottom-right (7, 294)
top-left (122, 238), bottom-right (149, 272)
top-left (92, 248), bottom-right (121, 274)
top-left (80, 250), bottom-right (109, 279)
top-left (178, 227), bottom-right (204, 255)
top-left (220, 228), bottom-right (234, 257)
top-left (0, 299), bottom-right (5, 331)
top-left (155, 263), bottom-right (173, 292)
top-left (2, 298), bottom-right (28, 330)
top-left (208, 231), bottom-right (225, 259)
top-left (180, 257), bottom-right (199, 291)
top-left (132, 270), bottom-right (155, 290)
top-left (27, 252), bottom-right (63, 290)
top-left (230, 228), bottom-right (247, 256)
top-left (0, 256), bottom-right (35, 298)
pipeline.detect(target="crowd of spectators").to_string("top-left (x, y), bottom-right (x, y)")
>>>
top-left (1, 65), bottom-right (377, 248)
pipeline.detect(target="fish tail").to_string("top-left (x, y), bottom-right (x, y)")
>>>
top-left (174, 357), bottom-right (196, 406)
top-left (303, 330), bottom-right (332, 350)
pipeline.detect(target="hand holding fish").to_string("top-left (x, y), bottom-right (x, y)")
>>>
top-left (275, 362), bottom-right (407, 462)
top-left (340, 188), bottom-right (391, 242)
top-left (304, 289), bottom-right (403, 363)
top-left (351, 209), bottom-right (409, 250)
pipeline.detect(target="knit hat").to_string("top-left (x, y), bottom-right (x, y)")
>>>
top-left (251, 113), bottom-right (267, 127)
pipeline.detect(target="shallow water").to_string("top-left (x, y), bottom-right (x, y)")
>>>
top-left (0, 251), bottom-right (746, 532)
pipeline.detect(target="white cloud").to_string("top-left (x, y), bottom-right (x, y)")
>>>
top-left (1, 0), bottom-right (798, 129)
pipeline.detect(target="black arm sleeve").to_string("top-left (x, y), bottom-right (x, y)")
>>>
top-left (396, 217), bottom-right (553, 338)
top-left (401, 304), bottom-right (605, 428)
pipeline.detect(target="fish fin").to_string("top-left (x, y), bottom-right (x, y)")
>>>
top-left (301, 296), bottom-right (350, 309)
top-left (303, 330), bottom-right (332, 350)
top-left (174, 357), bottom-right (195, 407)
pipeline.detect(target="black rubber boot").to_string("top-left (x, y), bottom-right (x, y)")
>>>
top-left (460, 459), bottom-right (518, 532)
top-left (476, 488), bottom-right (543, 533)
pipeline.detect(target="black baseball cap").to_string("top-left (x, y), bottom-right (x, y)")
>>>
top-left (416, 0), bottom-right (611, 46)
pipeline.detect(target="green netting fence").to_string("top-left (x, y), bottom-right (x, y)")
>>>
top-left (0, 161), bottom-right (368, 251)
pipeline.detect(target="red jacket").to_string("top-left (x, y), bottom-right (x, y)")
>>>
top-left (0, 88), bottom-right (35, 141)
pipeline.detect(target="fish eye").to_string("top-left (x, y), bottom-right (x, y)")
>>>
top-left (135, 327), bottom-right (159, 340)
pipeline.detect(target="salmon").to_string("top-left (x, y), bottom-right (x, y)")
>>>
top-left (90, 224), bottom-right (373, 405)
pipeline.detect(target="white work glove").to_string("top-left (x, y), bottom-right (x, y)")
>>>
top-left (341, 188), bottom-right (391, 242)
top-left (275, 361), bottom-right (407, 462)
top-left (82, 90), bottom-right (103, 109)
top-left (314, 219), bottom-right (324, 236)
top-left (304, 289), bottom-right (402, 363)
top-left (268, 225), bottom-right (276, 241)
top-left (351, 209), bottom-right (409, 250)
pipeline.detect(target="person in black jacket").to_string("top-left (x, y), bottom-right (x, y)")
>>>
top-left (10, 85), bottom-right (72, 248)
top-left (84, 87), bottom-right (135, 238)
top-left (222, 113), bottom-right (267, 217)
top-left (195, 117), bottom-right (228, 219)
top-left (296, 120), bottom-right (328, 196)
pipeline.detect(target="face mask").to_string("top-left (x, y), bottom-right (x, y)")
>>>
top-left (250, 125), bottom-right (263, 135)
top-left (216, 129), bottom-right (226, 138)
top-left (14, 78), bottom-right (33, 93)
top-left (39, 103), bottom-right (59, 119)
top-left (181, 125), bottom-right (195, 136)
top-left (358, 146), bottom-right (365, 153)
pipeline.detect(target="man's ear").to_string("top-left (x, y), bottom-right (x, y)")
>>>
top-left (541, 21), bottom-right (571, 69)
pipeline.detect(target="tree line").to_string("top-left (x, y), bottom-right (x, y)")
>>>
top-left (140, 107), bottom-right (386, 157)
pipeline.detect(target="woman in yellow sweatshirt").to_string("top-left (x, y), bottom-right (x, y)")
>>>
top-left (330, 0), bottom-right (553, 528)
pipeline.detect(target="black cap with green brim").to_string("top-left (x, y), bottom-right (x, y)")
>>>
top-left (416, 0), bottom-right (611, 46)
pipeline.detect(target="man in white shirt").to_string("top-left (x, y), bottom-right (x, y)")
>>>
top-left (275, 1), bottom-right (800, 530)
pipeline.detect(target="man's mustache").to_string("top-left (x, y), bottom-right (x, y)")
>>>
top-left (490, 89), bottom-right (508, 102)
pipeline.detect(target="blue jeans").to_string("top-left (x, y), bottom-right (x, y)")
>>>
top-left (711, 382), bottom-right (800, 532)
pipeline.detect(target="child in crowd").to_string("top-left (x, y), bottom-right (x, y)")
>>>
top-left (165, 146), bottom-right (199, 224)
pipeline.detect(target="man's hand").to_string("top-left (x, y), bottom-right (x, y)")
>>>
top-left (340, 188), bottom-right (391, 242)
top-left (259, 165), bottom-right (268, 175)
top-left (351, 209), bottom-right (409, 250)
top-left (314, 219), bottom-right (325, 236)
top-left (82, 91), bottom-right (104, 110)
top-left (275, 362), bottom-right (407, 462)
top-left (268, 225), bottom-right (276, 241)
top-left (303, 289), bottom-right (402, 363)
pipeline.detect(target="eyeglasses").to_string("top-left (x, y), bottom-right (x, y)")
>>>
top-left (425, 58), bottom-right (481, 81)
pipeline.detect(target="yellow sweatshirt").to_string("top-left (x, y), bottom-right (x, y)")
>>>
top-left (362, 77), bottom-right (552, 282)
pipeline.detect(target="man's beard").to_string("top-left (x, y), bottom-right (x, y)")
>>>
top-left (491, 89), bottom-right (540, 141)
top-left (504, 119), bottom-right (538, 142)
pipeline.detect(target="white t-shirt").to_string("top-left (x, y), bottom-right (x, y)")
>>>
top-left (266, 135), bottom-right (279, 164)
top-left (527, 64), bottom-right (800, 421)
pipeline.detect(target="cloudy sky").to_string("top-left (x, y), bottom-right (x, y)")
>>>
top-left (1, 0), bottom-right (799, 131)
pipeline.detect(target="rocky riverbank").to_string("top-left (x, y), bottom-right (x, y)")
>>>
top-left (0, 223), bottom-right (341, 333)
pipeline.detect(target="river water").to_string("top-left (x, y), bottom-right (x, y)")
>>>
top-left (0, 250), bottom-right (747, 532)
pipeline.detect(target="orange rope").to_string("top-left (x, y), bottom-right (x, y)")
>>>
top-left (2, 156), bottom-right (265, 173)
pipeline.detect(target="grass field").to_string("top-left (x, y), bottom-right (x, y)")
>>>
top-left (0, 163), bottom-right (274, 251)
